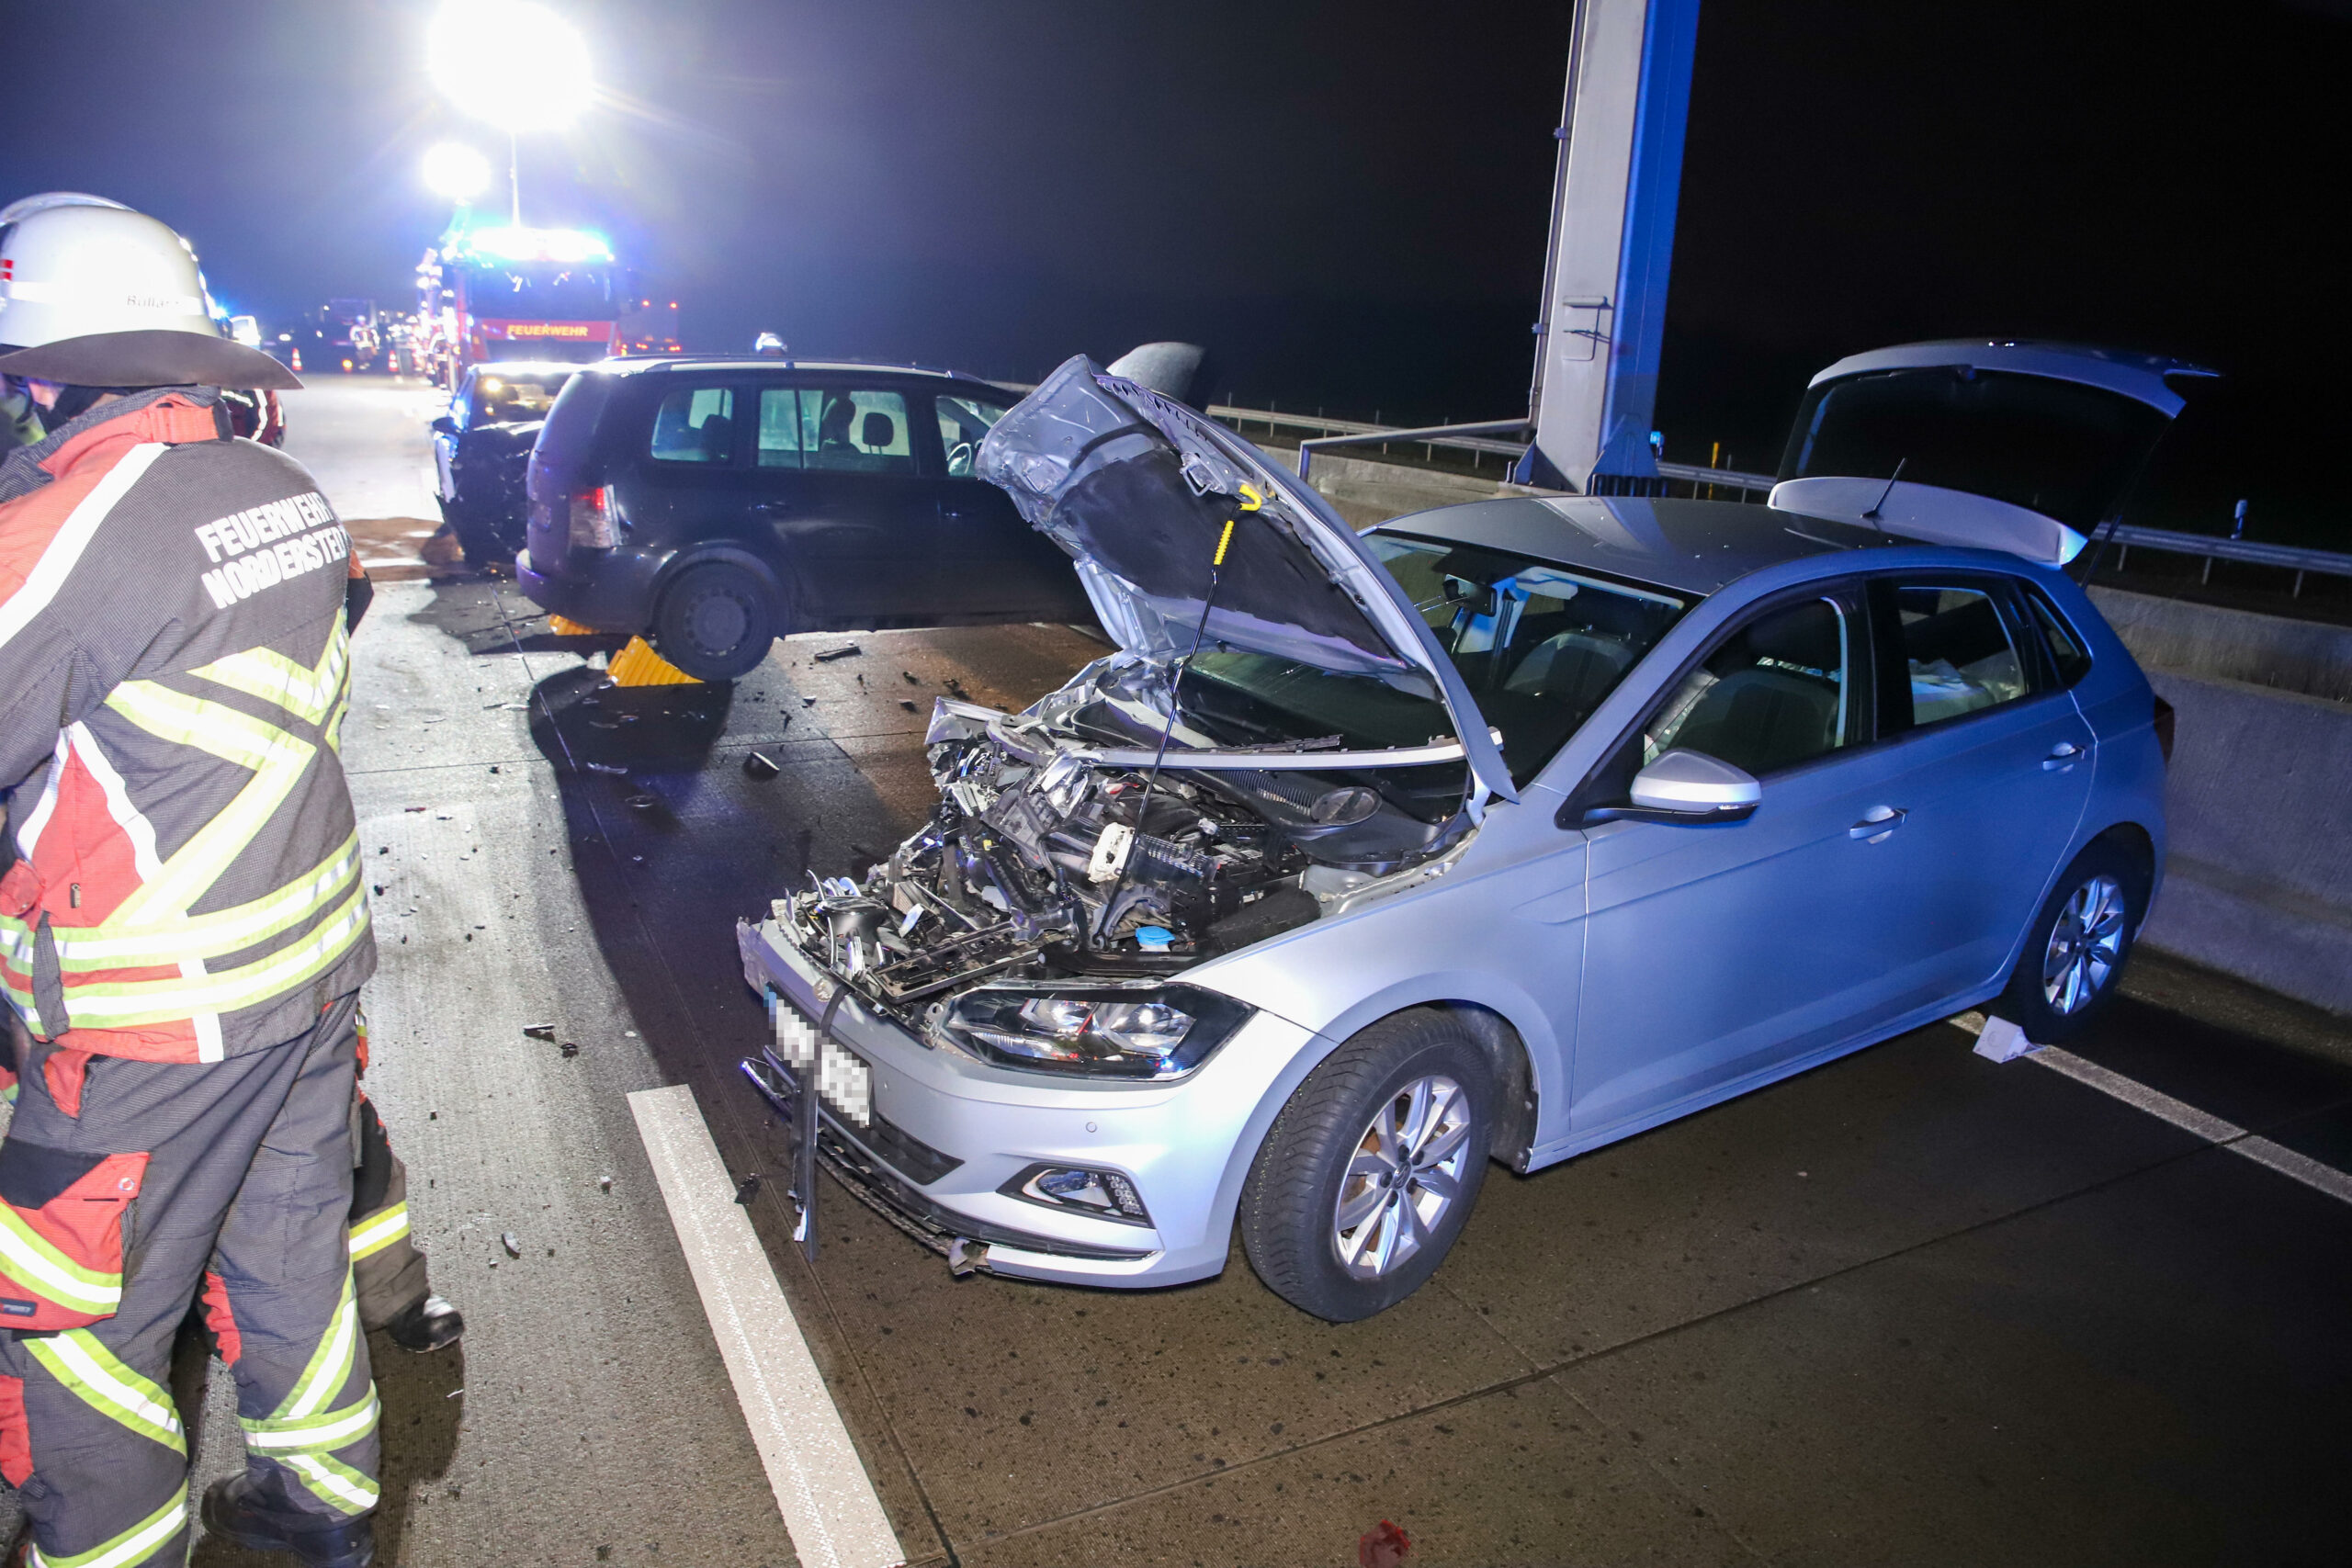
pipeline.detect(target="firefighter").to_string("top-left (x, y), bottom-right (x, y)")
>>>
top-left (0, 203), bottom-right (381, 1564)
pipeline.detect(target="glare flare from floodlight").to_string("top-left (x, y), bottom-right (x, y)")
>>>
top-left (422, 142), bottom-right (493, 202)
top-left (426, 1), bottom-right (592, 130)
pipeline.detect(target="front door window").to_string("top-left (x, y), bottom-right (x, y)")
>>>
top-left (935, 394), bottom-right (1007, 478)
top-left (1643, 597), bottom-right (1856, 775)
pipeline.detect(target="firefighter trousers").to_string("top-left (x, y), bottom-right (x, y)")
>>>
top-left (347, 1090), bottom-right (427, 1331)
top-left (0, 993), bottom-right (379, 1566)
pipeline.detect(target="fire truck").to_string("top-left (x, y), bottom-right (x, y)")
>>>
top-left (416, 221), bottom-right (621, 387)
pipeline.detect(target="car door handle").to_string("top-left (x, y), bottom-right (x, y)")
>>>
top-left (2041, 742), bottom-right (2086, 771)
top-left (1849, 806), bottom-right (1907, 840)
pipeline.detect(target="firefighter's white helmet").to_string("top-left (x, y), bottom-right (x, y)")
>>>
top-left (0, 200), bottom-right (297, 389)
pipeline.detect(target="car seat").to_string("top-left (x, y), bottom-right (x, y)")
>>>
top-left (1666, 604), bottom-right (1843, 773)
top-left (695, 412), bottom-right (734, 462)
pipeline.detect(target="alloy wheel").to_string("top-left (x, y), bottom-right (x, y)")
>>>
top-left (1331, 1073), bottom-right (1475, 1280)
top-left (2042, 872), bottom-right (2126, 1015)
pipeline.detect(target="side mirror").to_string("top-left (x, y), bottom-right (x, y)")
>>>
top-left (1582, 750), bottom-right (1760, 827)
top-left (431, 415), bottom-right (458, 436)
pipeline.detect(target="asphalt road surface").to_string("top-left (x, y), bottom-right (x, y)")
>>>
top-left (281, 373), bottom-right (451, 578)
top-left (6, 379), bottom-right (2347, 1567)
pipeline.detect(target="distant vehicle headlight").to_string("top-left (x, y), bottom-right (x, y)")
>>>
top-left (938, 983), bottom-right (1252, 1079)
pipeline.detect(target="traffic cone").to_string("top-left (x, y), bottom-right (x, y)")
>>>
top-left (607, 637), bottom-right (700, 687)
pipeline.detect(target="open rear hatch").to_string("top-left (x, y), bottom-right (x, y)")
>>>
top-left (1770, 340), bottom-right (2214, 564)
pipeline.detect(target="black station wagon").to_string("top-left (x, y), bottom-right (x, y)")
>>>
top-left (517, 357), bottom-right (1092, 679)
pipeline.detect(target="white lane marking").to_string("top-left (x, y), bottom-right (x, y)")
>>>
top-left (2232, 1135), bottom-right (2352, 1205)
top-left (1952, 1015), bottom-right (2352, 1206)
top-left (2029, 1045), bottom-right (2248, 1145)
top-left (629, 1084), bottom-right (905, 1568)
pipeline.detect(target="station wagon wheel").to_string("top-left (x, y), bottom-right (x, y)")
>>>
top-left (1997, 839), bottom-right (2148, 1044)
top-left (1240, 1010), bottom-right (1494, 1322)
top-left (652, 561), bottom-right (779, 682)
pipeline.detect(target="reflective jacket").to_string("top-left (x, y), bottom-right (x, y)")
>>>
top-left (0, 388), bottom-right (374, 1062)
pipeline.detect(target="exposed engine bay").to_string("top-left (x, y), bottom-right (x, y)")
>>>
top-left (775, 669), bottom-right (1476, 1038)
top-left (769, 352), bottom-right (1512, 1046)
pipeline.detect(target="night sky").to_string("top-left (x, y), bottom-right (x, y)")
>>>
top-left (5, 0), bottom-right (2346, 539)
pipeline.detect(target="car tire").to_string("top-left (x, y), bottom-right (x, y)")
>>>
top-left (1996, 837), bottom-right (2150, 1043)
top-left (1239, 1010), bottom-right (1494, 1322)
top-left (652, 562), bottom-right (778, 682)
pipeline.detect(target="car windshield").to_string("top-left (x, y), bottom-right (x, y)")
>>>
top-left (1779, 367), bottom-right (2170, 529)
top-left (1366, 534), bottom-right (1686, 784)
top-left (1163, 535), bottom-right (1685, 788)
top-left (471, 373), bottom-right (571, 423)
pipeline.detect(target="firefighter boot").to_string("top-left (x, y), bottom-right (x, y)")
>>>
top-left (202, 1475), bottom-right (377, 1568)
top-left (386, 1292), bottom-right (465, 1353)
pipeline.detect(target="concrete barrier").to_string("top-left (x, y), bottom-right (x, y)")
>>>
top-left (2089, 587), bottom-right (2352, 703)
top-left (1295, 447), bottom-right (1507, 529)
top-left (2134, 671), bottom-right (2352, 1014)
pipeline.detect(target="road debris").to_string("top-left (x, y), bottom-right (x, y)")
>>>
top-left (901, 670), bottom-right (920, 683)
top-left (800, 696), bottom-right (817, 707)
top-left (624, 793), bottom-right (660, 810)
top-left (1359, 1520), bottom-right (1410, 1568)
top-left (584, 761), bottom-right (628, 776)
top-left (598, 1175), bottom-right (613, 1192)
top-left (500, 1232), bottom-right (522, 1259)
top-left (899, 699), bottom-right (918, 712)
top-left (743, 751), bottom-right (781, 780)
top-left (560, 1041), bottom-right (580, 1058)
top-left (732, 1173), bottom-right (761, 1205)
top-left (523, 1023), bottom-right (556, 1041)
top-left (813, 644), bottom-right (862, 662)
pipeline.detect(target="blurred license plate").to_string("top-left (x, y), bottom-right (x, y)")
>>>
top-left (769, 997), bottom-right (873, 1128)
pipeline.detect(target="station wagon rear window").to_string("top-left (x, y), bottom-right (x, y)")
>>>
top-left (649, 385), bottom-right (736, 464)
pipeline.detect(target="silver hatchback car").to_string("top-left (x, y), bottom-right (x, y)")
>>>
top-left (740, 343), bottom-right (2179, 1321)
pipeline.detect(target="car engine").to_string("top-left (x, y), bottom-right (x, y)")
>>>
top-left (775, 691), bottom-right (1470, 1036)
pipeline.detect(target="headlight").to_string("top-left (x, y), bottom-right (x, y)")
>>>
top-left (937, 983), bottom-right (1253, 1079)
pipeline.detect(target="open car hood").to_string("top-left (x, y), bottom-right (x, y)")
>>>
top-left (976, 355), bottom-right (1517, 803)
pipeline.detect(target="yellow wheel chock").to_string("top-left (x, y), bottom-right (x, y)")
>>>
top-left (607, 637), bottom-right (701, 687)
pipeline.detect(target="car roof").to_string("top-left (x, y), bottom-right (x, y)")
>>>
top-left (593, 355), bottom-right (1004, 385)
top-left (1370, 495), bottom-right (1897, 597)
top-left (1806, 339), bottom-right (2218, 417)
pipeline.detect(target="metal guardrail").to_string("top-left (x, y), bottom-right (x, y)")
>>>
top-left (1657, 461), bottom-right (1777, 497)
top-left (1292, 419), bottom-right (1535, 479)
top-left (2097, 525), bottom-right (2352, 597)
top-left (1201, 401), bottom-right (2349, 597)
top-left (1207, 403), bottom-right (1785, 491)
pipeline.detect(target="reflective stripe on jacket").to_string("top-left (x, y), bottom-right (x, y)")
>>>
top-left (0, 388), bottom-right (375, 1061)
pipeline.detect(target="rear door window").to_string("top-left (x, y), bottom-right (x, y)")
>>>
top-left (1876, 582), bottom-right (2030, 727)
top-left (755, 386), bottom-right (804, 468)
top-left (797, 389), bottom-right (913, 474)
top-left (1644, 597), bottom-right (1859, 776)
top-left (648, 385), bottom-right (737, 464)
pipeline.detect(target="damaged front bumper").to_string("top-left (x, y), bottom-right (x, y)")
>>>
top-left (735, 912), bottom-right (1317, 1289)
